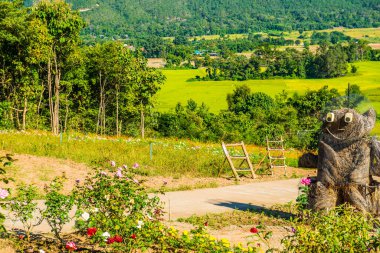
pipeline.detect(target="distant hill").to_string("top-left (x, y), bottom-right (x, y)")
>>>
top-left (26, 0), bottom-right (380, 37)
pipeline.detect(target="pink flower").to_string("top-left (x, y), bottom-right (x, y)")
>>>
top-left (0, 189), bottom-right (9, 199)
top-left (132, 163), bottom-right (139, 168)
top-left (300, 177), bottom-right (311, 186)
top-left (65, 241), bottom-right (77, 251)
top-left (110, 161), bottom-right (116, 167)
top-left (115, 170), bottom-right (122, 178)
top-left (100, 171), bottom-right (107, 176)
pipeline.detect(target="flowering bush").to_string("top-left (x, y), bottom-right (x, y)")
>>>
top-left (72, 161), bottom-right (264, 252)
top-left (42, 176), bottom-right (74, 244)
top-left (296, 177), bottom-right (311, 211)
top-left (0, 154), bottom-right (13, 233)
top-left (73, 161), bottom-right (162, 251)
top-left (3, 184), bottom-right (41, 241)
top-left (282, 205), bottom-right (380, 252)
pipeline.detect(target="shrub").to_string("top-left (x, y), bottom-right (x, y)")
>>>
top-left (73, 161), bottom-right (163, 251)
top-left (4, 185), bottom-right (41, 241)
top-left (282, 206), bottom-right (380, 253)
top-left (42, 176), bottom-right (75, 244)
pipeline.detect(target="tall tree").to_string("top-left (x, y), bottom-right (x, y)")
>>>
top-left (32, 0), bottom-right (84, 134)
top-left (130, 52), bottom-right (166, 138)
top-left (0, 0), bottom-right (48, 130)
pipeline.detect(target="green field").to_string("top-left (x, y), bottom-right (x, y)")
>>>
top-left (157, 61), bottom-right (380, 112)
top-left (187, 27), bottom-right (380, 43)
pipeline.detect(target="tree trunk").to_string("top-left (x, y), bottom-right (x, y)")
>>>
top-left (47, 58), bottom-right (54, 132)
top-left (63, 91), bottom-right (71, 133)
top-left (140, 105), bottom-right (145, 139)
top-left (102, 92), bottom-right (106, 135)
top-left (36, 83), bottom-right (45, 129)
top-left (96, 72), bottom-right (107, 135)
top-left (116, 86), bottom-right (119, 136)
top-left (22, 97), bottom-right (27, 131)
top-left (96, 72), bottom-right (102, 134)
top-left (15, 106), bottom-right (20, 130)
top-left (53, 54), bottom-right (60, 135)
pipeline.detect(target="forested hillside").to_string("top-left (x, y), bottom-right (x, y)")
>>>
top-left (25, 0), bottom-right (380, 37)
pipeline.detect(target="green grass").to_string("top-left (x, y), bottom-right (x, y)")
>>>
top-left (0, 131), bottom-right (290, 178)
top-left (0, 131), bottom-right (304, 179)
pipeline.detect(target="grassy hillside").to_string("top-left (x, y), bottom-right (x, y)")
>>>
top-left (156, 61), bottom-right (380, 113)
top-left (35, 0), bottom-right (380, 37)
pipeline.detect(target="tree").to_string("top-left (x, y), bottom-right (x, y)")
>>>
top-left (0, 0), bottom-right (47, 130)
top-left (32, 0), bottom-right (84, 134)
top-left (130, 52), bottom-right (166, 138)
top-left (345, 84), bottom-right (365, 109)
top-left (307, 44), bottom-right (348, 78)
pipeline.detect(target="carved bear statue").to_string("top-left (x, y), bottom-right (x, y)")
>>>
top-left (309, 108), bottom-right (378, 213)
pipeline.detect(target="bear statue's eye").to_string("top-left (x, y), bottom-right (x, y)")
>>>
top-left (326, 112), bottom-right (335, 122)
top-left (344, 113), bottom-right (353, 123)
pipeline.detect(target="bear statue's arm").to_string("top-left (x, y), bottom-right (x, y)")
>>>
top-left (370, 137), bottom-right (380, 176)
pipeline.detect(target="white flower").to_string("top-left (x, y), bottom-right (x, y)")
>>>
top-left (39, 250), bottom-right (45, 253)
top-left (102, 232), bottom-right (110, 238)
top-left (136, 220), bottom-right (144, 229)
top-left (92, 208), bottom-right (99, 213)
top-left (81, 212), bottom-right (90, 221)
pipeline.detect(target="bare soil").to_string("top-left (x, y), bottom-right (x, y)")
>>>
top-left (1, 150), bottom-right (316, 194)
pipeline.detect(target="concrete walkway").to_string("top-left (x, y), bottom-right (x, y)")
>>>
top-left (161, 179), bottom-right (299, 220)
top-left (3, 179), bottom-right (300, 233)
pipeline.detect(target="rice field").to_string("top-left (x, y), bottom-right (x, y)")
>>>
top-left (157, 61), bottom-right (380, 112)
top-left (187, 27), bottom-right (380, 42)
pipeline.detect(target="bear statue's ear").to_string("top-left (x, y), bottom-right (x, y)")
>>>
top-left (363, 108), bottom-right (376, 132)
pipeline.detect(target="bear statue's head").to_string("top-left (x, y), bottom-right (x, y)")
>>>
top-left (322, 108), bottom-right (376, 142)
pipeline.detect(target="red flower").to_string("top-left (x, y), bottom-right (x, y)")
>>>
top-left (107, 237), bottom-right (115, 244)
top-left (65, 241), bottom-right (77, 251)
top-left (204, 221), bottom-right (208, 226)
top-left (87, 227), bottom-right (97, 237)
top-left (114, 235), bottom-right (123, 243)
top-left (130, 234), bottom-right (137, 240)
top-left (250, 227), bottom-right (258, 233)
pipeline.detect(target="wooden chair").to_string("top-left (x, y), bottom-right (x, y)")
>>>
top-left (220, 142), bottom-right (256, 180)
